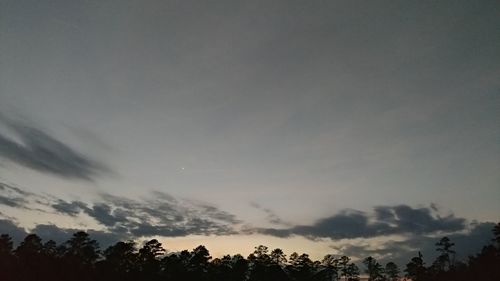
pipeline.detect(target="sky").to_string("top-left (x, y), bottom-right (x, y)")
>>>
top-left (0, 0), bottom-right (499, 266)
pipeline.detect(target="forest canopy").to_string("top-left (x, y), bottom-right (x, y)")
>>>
top-left (0, 222), bottom-right (498, 281)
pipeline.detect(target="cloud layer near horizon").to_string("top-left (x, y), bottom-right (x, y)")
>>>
top-left (0, 181), bottom-right (496, 265)
top-left (332, 221), bottom-right (495, 265)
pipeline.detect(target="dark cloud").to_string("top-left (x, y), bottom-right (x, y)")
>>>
top-left (0, 182), bottom-right (27, 208)
top-left (0, 181), bottom-right (35, 197)
top-left (0, 114), bottom-right (109, 180)
top-left (1, 183), bottom-right (241, 242)
top-left (50, 191), bottom-right (241, 238)
top-left (51, 201), bottom-right (465, 242)
top-left (51, 200), bottom-right (88, 216)
top-left (0, 219), bottom-right (27, 242)
top-left (85, 203), bottom-right (118, 227)
top-left (0, 194), bottom-right (26, 208)
top-left (0, 217), bottom-right (124, 248)
top-left (31, 224), bottom-right (76, 242)
top-left (256, 205), bottom-right (466, 239)
top-left (374, 205), bottom-right (466, 234)
top-left (32, 224), bottom-right (123, 247)
top-left (0, 182), bottom-right (44, 210)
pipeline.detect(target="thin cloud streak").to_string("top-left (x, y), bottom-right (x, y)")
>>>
top-left (0, 113), bottom-right (110, 180)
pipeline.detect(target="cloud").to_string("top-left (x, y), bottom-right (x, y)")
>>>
top-left (0, 194), bottom-right (26, 208)
top-left (0, 114), bottom-right (109, 180)
top-left (373, 205), bottom-right (466, 234)
top-left (1, 182), bottom-right (490, 264)
top-left (250, 202), bottom-right (291, 226)
top-left (0, 218), bottom-right (27, 242)
top-left (51, 200), bottom-right (88, 216)
top-left (0, 181), bottom-right (48, 210)
top-left (0, 218), bottom-right (126, 248)
top-left (255, 205), bottom-right (466, 239)
top-left (50, 191), bottom-right (241, 238)
top-left (32, 224), bottom-right (123, 247)
top-left (0, 183), bottom-right (241, 242)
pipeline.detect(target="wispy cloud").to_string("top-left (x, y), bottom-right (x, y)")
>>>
top-left (0, 114), bottom-right (109, 180)
top-left (0, 182), bottom-right (49, 211)
top-left (50, 191), bottom-right (241, 238)
top-left (250, 202), bottom-right (291, 226)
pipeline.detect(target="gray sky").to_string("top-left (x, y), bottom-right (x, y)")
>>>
top-left (0, 0), bottom-right (499, 263)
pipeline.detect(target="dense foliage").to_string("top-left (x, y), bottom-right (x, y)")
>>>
top-left (0, 223), bottom-right (498, 281)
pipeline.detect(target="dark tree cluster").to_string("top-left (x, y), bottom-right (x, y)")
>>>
top-left (0, 223), bottom-right (498, 281)
top-left (403, 222), bottom-right (500, 281)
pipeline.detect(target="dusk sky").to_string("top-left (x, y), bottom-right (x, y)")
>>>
top-left (0, 0), bottom-right (499, 265)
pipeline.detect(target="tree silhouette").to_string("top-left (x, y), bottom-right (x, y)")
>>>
top-left (15, 233), bottom-right (43, 257)
top-left (0, 234), bottom-right (13, 255)
top-left (0, 234), bottom-right (16, 281)
top-left (14, 234), bottom-right (44, 280)
top-left (248, 245), bottom-right (287, 281)
top-left (405, 251), bottom-right (427, 281)
top-left (363, 256), bottom-right (383, 281)
top-left (137, 239), bottom-right (165, 280)
top-left (0, 223), bottom-right (498, 281)
top-left (270, 248), bottom-right (287, 265)
top-left (383, 262), bottom-right (399, 281)
top-left (433, 236), bottom-right (455, 272)
top-left (64, 231), bottom-right (100, 265)
top-left (230, 254), bottom-right (249, 281)
top-left (61, 231), bottom-right (100, 281)
top-left (98, 240), bottom-right (138, 281)
top-left (187, 245), bottom-right (211, 281)
top-left (42, 239), bottom-right (58, 257)
top-left (338, 255), bottom-right (351, 281)
top-left (287, 252), bottom-right (315, 281)
top-left (209, 255), bottom-right (232, 281)
top-left (345, 262), bottom-right (360, 281)
top-left (321, 254), bottom-right (339, 281)
top-left (161, 249), bottom-right (191, 281)
top-left (249, 245), bottom-right (271, 264)
top-left (493, 222), bottom-right (500, 246)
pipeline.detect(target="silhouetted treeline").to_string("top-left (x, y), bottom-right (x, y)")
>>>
top-left (0, 222), bottom-right (498, 281)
